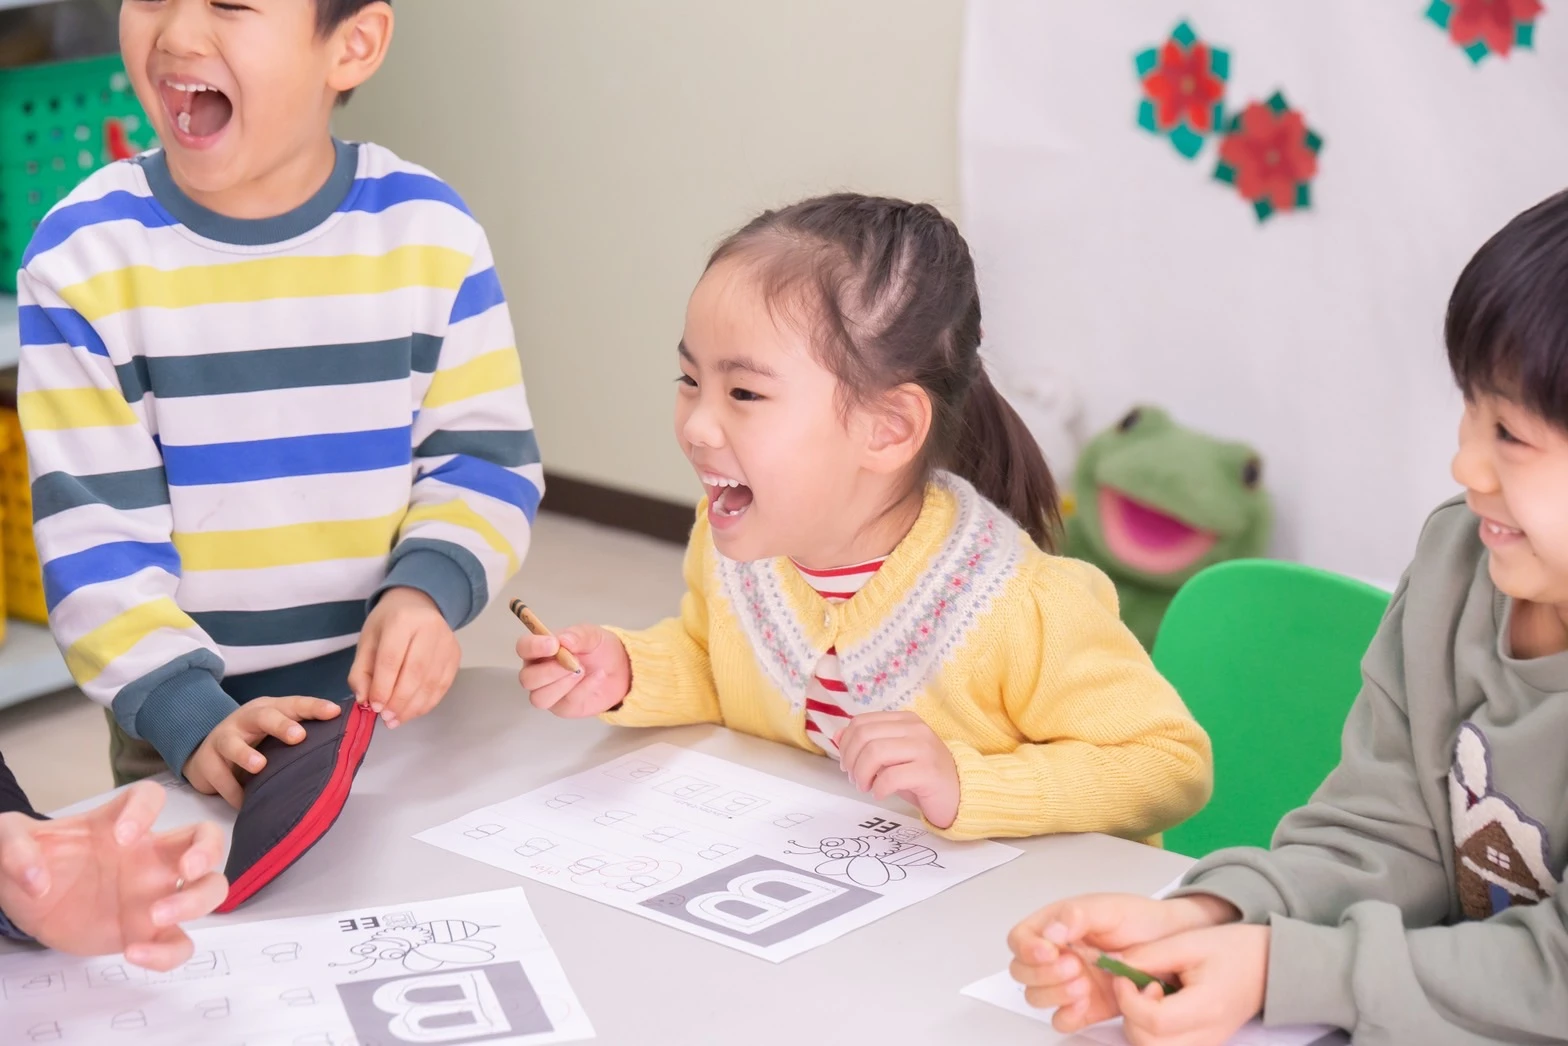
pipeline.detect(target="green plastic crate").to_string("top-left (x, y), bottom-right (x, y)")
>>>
top-left (0, 54), bottom-right (159, 293)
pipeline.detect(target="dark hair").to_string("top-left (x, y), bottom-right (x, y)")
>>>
top-left (707, 193), bottom-right (1061, 550)
top-left (1447, 187), bottom-right (1568, 430)
top-left (317, 0), bottom-right (390, 106)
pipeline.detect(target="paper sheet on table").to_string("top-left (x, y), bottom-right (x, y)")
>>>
top-left (960, 969), bottom-right (1344, 1045)
top-left (417, 742), bottom-right (1022, 961)
top-left (0, 887), bottom-right (592, 1046)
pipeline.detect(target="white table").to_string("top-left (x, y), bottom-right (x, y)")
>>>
top-left (13, 667), bottom-right (1195, 1044)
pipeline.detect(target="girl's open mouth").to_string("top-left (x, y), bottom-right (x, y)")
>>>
top-left (701, 472), bottom-right (754, 522)
top-left (158, 78), bottom-right (234, 148)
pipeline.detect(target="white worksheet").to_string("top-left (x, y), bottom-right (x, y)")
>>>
top-left (961, 969), bottom-right (1344, 1045)
top-left (0, 888), bottom-right (592, 1046)
top-left (416, 743), bottom-right (1022, 961)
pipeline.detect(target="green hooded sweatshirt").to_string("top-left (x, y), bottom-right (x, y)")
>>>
top-left (1177, 496), bottom-right (1568, 1044)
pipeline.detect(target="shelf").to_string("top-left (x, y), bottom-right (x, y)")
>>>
top-left (0, 295), bottom-right (14, 370)
top-left (0, 0), bottom-right (67, 11)
top-left (0, 619), bottom-right (72, 709)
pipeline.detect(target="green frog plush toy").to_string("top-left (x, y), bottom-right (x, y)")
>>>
top-left (1062, 406), bottom-right (1272, 649)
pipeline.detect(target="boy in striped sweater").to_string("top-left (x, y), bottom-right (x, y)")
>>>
top-left (16, 0), bottom-right (540, 806)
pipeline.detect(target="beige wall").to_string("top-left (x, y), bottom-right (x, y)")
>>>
top-left (337, 0), bottom-right (964, 504)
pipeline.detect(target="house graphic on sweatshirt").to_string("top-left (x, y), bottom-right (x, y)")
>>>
top-left (1449, 722), bottom-right (1556, 920)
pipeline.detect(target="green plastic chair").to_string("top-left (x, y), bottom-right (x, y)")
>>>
top-left (1152, 559), bottom-right (1392, 858)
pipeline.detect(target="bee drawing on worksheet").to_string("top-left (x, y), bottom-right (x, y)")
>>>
top-left (329, 919), bottom-right (498, 976)
top-left (785, 835), bottom-right (943, 888)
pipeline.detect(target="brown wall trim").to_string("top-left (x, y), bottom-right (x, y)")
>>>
top-left (540, 471), bottom-right (695, 545)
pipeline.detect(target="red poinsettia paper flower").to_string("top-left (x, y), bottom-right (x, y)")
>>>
top-left (1142, 39), bottom-right (1226, 134)
top-left (1218, 102), bottom-right (1319, 212)
top-left (1448, 0), bottom-right (1544, 57)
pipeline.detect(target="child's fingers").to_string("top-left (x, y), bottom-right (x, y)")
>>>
top-left (365, 622), bottom-right (412, 711)
top-left (381, 630), bottom-right (436, 723)
top-left (834, 716), bottom-right (915, 772)
top-left (214, 732), bottom-right (267, 776)
top-left (109, 781), bottom-right (167, 846)
top-left (246, 707), bottom-right (309, 747)
top-left (168, 820), bottom-right (224, 883)
top-left (268, 696), bottom-right (344, 723)
top-left (125, 932), bottom-right (196, 973)
top-left (867, 761), bottom-right (927, 802)
top-left (1007, 906), bottom-right (1067, 962)
top-left (844, 737), bottom-right (921, 792)
top-left (195, 751), bottom-right (245, 809)
top-left (515, 633), bottom-right (560, 662)
top-left (1008, 953), bottom-right (1082, 988)
top-left (526, 672), bottom-right (580, 711)
top-left (149, 870), bottom-right (228, 929)
top-left (347, 633), bottom-right (377, 704)
top-left (521, 659), bottom-right (572, 698)
top-left (1113, 978), bottom-right (1177, 1045)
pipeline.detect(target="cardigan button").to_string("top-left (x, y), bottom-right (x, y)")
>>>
top-left (823, 610), bottom-right (831, 627)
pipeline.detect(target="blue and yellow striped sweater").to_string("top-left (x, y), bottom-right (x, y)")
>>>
top-left (16, 140), bottom-right (539, 774)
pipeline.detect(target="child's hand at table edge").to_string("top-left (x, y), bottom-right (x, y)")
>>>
top-left (836, 711), bottom-right (960, 829)
top-left (1112, 923), bottom-right (1270, 1046)
top-left (518, 623), bottom-right (631, 718)
top-left (183, 697), bottom-right (342, 809)
top-left (349, 587), bottom-right (462, 729)
top-left (1007, 892), bottom-right (1242, 1033)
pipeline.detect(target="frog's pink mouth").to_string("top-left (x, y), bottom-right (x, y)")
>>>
top-left (1098, 487), bottom-right (1217, 575)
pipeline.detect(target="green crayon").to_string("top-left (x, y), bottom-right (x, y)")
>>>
top-left (1094, 954), bottom-right (1181, 995)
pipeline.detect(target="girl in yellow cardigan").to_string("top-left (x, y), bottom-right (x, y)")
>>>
top-left (519, 194), bottom-right (1212, 841)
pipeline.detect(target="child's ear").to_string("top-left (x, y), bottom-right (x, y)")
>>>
top-left (862, 384), bottom-right (932, 475)
top-left (326, 2), bottom-right (395, 98)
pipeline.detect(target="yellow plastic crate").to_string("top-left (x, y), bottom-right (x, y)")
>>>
top-left (0, 405), bottom-right (46, 624)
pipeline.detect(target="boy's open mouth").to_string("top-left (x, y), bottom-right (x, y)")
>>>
top-left (158, 79), bottom-right (234, 143)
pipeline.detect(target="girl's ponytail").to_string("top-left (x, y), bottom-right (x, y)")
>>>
top-left (950, 366), bottom-right (1060, 550)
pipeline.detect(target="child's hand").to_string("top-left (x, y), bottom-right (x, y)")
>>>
top-left (835, 712), bottom-right (960, 828)
top-left (1007, 893), bottom-right (1241, 1033)
top-left (349, 587), bottom-right (462, 728)
top-left (0, 781), bottom-right (228, 970)
top-left (1112, 923), bottom-right (1270, 1046)
top-left (518, 624), bottom-right (631, 717)
top-left (183, 697), bottom-right (343, 808)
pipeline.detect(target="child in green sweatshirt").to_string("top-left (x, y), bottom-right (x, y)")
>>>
top-left (1005, 191), bottom-right (1568, 1046)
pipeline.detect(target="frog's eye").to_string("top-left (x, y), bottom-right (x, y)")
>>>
top-left (1117, 408), bottom-right (1142, 432)
top-left (1241, 457), bottom-right (1262, 489)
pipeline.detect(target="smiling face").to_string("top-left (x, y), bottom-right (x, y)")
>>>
top-left (119, 0), bottom-right (390, 216)
top-left (1453, 393), bottom-right (1568, 608)
top-left (675, 258), bottom-right (917, 567)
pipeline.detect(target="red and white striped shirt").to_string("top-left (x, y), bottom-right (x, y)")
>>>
top-left (791, 557), bottom-right (886, 755)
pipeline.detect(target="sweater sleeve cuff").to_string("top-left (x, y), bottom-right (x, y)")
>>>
top-left (378, 542), bottom-right (484, 629)
top-left (1170, 858), bottom-right (1292, 924)
top-left (134, 669), bottom-right (240, 779)
top-left (597, 626), bottom-right (697, 727)
top-left (1261, 915), bottom-right (1360, 1031)
top-left (939, 740), bottom-right (1035, 841)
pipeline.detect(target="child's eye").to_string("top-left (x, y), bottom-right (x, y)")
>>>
top-left (730, 388), bottom-right (762, 402)
top-left (675, 374), bottom-right (697, 388)
top-left (212, 2), bottom-right (253, 10)
top-left (1496, 422), bottom-right (1524, 445)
